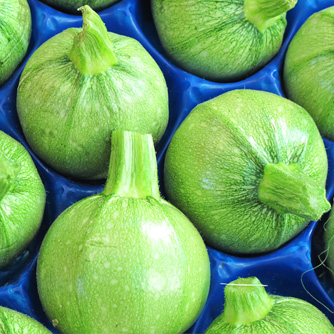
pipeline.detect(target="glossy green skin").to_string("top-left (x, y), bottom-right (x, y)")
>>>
top-left (40, 0), bottom-right (118, 13)
top-left (0, 306), bottom-right (51, 333)
top-left (164, 90), bottom-right (328, 254)
top-left (284, 7), bottom-right (334, 141)
top-left (17, 30), bottom-right (168, 180)
top-left (205, 296), bottom-right (334, 333)
top-left (0, 0), bottom-right (31, 86)
top-left (152, 0), bottom-right (287, 81)
top-left (0, 131), bottom-right (45, 267)
top-left (324, 204), bottom-right (334, 276)
top-left (37, 195), bottom-right (210, 334)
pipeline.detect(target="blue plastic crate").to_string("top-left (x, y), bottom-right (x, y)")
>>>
top-left (0, 0), bottom-right (333, 332)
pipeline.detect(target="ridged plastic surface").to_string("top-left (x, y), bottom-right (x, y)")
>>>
top-left (0, 0), bottom-right (333, 333)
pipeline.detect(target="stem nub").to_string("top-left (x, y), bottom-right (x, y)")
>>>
top-left (0, 152), bottom-right (21, 201)
top-left (223, 277), bottom-right (273, 326)
top-left (68, 5), bottom-right (117, 75)
top-left (258, 163), bottom-right (330, 221)
top-left (244, 0), bottom-right (297, 32)
top-left (103, 131), bottom-right (160, 199)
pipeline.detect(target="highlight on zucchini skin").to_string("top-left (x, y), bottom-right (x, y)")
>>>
top-left (16, 6), bottom-right (169, 180)
top-left (164, 89), bottom-right (330, 255)
top-left (284, 6), bottom-right (334, 142)
top-left (152, 0), bottom-right (297, 82)
top-left (0, 306), bottom-right (52, 333)
top-left (204, 277), bottom-right (334, 334)
top-left (40, 0), bottom-right (119, 14)
top-left (0, 130), bottom-right (46, 268)
top-left (37, 131), bottom-right (210, 334)
top-left (0, 0), bottom-right (31, 87)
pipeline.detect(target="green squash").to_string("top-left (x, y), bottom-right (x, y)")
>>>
top-left (0, 131), bottom-right (45, 267)
top-left (284, 6), bottom-right (334, 141)
top-left (164, 89), bottom-right (330, 254)
top-left (40, 0), bottom-right (118, 13)
top-left (17, 6), bottom-right (168, 180)
top-left (37, 131), bottom-right (210, 334)
top-left (152, 0), bottom-right (297, 81)
top-left (204, 277), bottom-right (334, 333)
top-left (0, 306), bottom-right (52, 333)
top-left (0, 0), bottom-right (31, 86)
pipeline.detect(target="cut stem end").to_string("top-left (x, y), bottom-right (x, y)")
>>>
top-left (258, 163), bottom-right (330, 221)
top-left (103, 131), bottom-right (160, 199)
top-left (244, 0), bottom-right (297, 32)
top-left (68, 5), bottom-right (117, 75)
top-left (223, 277), bottom-right (273, 326)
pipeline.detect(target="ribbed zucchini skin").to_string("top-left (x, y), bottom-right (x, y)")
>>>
top-left (205, 296), bottom-right (334, 333)
top-left (284, 7), bottom-right (334, 141)
top-left (164, 89), bottom-right (328, 254)
top-left (0, 131), bottom-right (45, 267)
top-left (0, 306), bottom-right (52, 333)
top-left (0, 0), bottom-right (31, 86)
top-left (17, 29), bottom-right (168, 180)
top-left (40, 0), bottom-right (119, 13)
top-left (37, 196), bottom-right (210, 334)
top-left (152, 0), bottom-right (286, 81)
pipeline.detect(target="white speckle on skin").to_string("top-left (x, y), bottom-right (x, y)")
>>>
top-left (170, 277), bottom-right (181, 291)
top-left (117, 267), bottom-right (123, 271)
top-left (2, 205), bottom-right (11, 215)
top-left (104, 262), bottom-right (111, 268)
top-left (111, 279), bottom-right (118, 285)
top-left (89, 252), bottom-right (95, 261)
top-left (125, 285), bottom-right (130, 291)
top-left (148, 270), bottom-right (165, 292)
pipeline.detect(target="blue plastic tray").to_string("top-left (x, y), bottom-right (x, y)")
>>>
top-left (0, 0), bottom-right (334, 332)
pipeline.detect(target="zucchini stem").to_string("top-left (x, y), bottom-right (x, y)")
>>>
top-left (0, 152), bottom-right (21, 201)
top-left (103, 131), bottom-right (160, 199)
top-left (258, 163), bottom-right (330, 221)
top-left (68, 5), bottom-right (117, 75)
top-left (244, 0), bottom-right (297, 32)
top-left (223, 277), bottom-right (273, 326)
